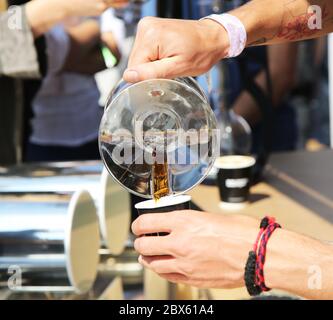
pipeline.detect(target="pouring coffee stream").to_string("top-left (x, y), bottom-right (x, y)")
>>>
top-left (152, 148), bottom-right (170, 202)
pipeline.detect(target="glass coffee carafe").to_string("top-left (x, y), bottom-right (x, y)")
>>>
top-left (99, 77), bottom-right (219, 199)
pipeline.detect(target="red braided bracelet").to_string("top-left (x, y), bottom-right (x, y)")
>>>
top-left (244, 217), bottom-right (282, 296)
top-left (255, 217), bottom-right (281, 292)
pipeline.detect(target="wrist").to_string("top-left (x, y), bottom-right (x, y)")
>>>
top-left (264, 229), bottom-right (333, 296)
top-left (201, 13), bottom-right (247, 58)
top-left (261, 228), bottom-right (288, 290)
top-left (197, 18), bottom-right (229, 60)
top-left (244, 217), bottom-right (282, 295)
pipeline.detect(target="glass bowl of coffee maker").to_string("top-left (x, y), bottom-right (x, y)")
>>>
top-left (99, 77), bottom-right (219, 199)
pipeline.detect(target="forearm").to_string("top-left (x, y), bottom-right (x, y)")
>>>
top-left (232, 71), bottom-right (268, 125)
top-left (229, 0), bottom-right (333, 46)
top-left (233, 44), bottom-right (298, 125)
top-left (232, 68), bottom-right (294, 124)
top-left (25, 0), bottom-right (69, 38)
top-left (265, 228), bottom-right (333, 299)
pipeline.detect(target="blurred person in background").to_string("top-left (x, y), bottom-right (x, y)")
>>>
top-left (307, 37), bottom-right (330, 149)
top-left (225, 42), bottom-right (299, 153)
top-left (0, 0), bottom-right (128, 164)
top-left (221, 0), bottom-right (299, 153)
top-left (0, 0), bottom-right (127, 77)
top-left (25, 8), bottom-right (126, 162)
top-left (290, 37), bottom-right (330, 150)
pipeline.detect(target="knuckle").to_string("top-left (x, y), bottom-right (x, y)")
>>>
top-left (169, 210), bottom-right (187, 223)
top-left (171, 212), bottom-right (194, 231)
top-left (138, 16), bottom-right (156, 30)
top-left (171, 236), bottom-right (189, 257)
top-left (134, 238), bottom-right (143, 254)
top-left (132, 216), bottom-right (146, 236)
top-left (180, 263), bottom-right (195, 276)
top-left (143, 27), bottom-right (158, 41)
top-left (153, 262), bottom-right (167, 274)
top-left (170, 243), bottom-right (184, 257)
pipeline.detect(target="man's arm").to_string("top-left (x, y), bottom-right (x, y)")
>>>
top-left (232, 0), bottom-right (333, 47)
top-left (266, 227), bottom-right (333, 299)
top-left (0, 0), bottom-right (128, 78)
top-left (25, 0), bottom-right (129, 38)
top-left (132, 211), bottom-right (333, 299)
top-left (123, 0), bottom-right (333, 83)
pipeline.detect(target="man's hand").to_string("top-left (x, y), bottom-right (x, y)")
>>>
top-left (123, 17), bottom-right (229, 83)
top-left (132, 210), bottom-right (333, 299)
top-left (132, 210), bottom-right (259, 289)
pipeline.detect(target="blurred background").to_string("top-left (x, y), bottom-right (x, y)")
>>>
top-left (0, 0), bottom-right (330, 167)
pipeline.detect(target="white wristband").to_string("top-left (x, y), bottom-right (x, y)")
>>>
top-left (202, 13), bottom-right (247, 58)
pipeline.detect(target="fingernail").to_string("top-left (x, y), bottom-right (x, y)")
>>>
top-left (124, 69), bottom-right (139, 83)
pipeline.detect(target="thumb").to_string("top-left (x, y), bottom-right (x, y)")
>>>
top-left (123, 57), bottom-right (180, 83)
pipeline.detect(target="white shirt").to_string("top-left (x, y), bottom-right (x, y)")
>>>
top-left (30, 10), bottom-right (125, 147)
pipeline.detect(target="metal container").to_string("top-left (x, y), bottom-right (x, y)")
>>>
top-left (0, 190), bottom-right (100, 293)
top-left (0, 161), bottom-right (131, 255)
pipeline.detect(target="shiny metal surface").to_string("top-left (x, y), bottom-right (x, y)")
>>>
top-left (0, 195), bottom-right (70, 256)
top-left (0, 161), bottom-right (131, 255)
top-left (0, 191), bottom-right (100, 293)
top-left (99, 247), bottom-right (143, 286)
top-left (0, 255), bottom-right (66, 270)
top-left (0, 161), bottom-right (104, 194)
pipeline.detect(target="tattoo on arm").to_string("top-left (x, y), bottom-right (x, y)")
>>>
top-left (277, 2), bottom-right (329, 41)
top-left (248, 0), bottom-right (333, 46)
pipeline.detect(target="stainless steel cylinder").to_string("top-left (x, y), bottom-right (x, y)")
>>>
top-left (0, 190), bottom-right (100, 293)
top-left (97, 169), bottom-right (131, 255)
top-left (0, 161), bottom-right (131, 255)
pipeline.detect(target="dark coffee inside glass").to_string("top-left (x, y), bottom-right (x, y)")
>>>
top-left (215, 156), bottom-right (256, 205)
top-left (135, 195), bottom-right (191, 236)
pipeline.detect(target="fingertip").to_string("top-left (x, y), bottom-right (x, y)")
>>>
top-left (131, 217), bottom-right (141, 236)
top-left (123, 69), bottom-right (140, 83)
top-left (133, 237), bottom-right (141, 253)
top-left (138, 254), bottom-right (143, 264)
top-left (131, 219), bottom-right (137, 235)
